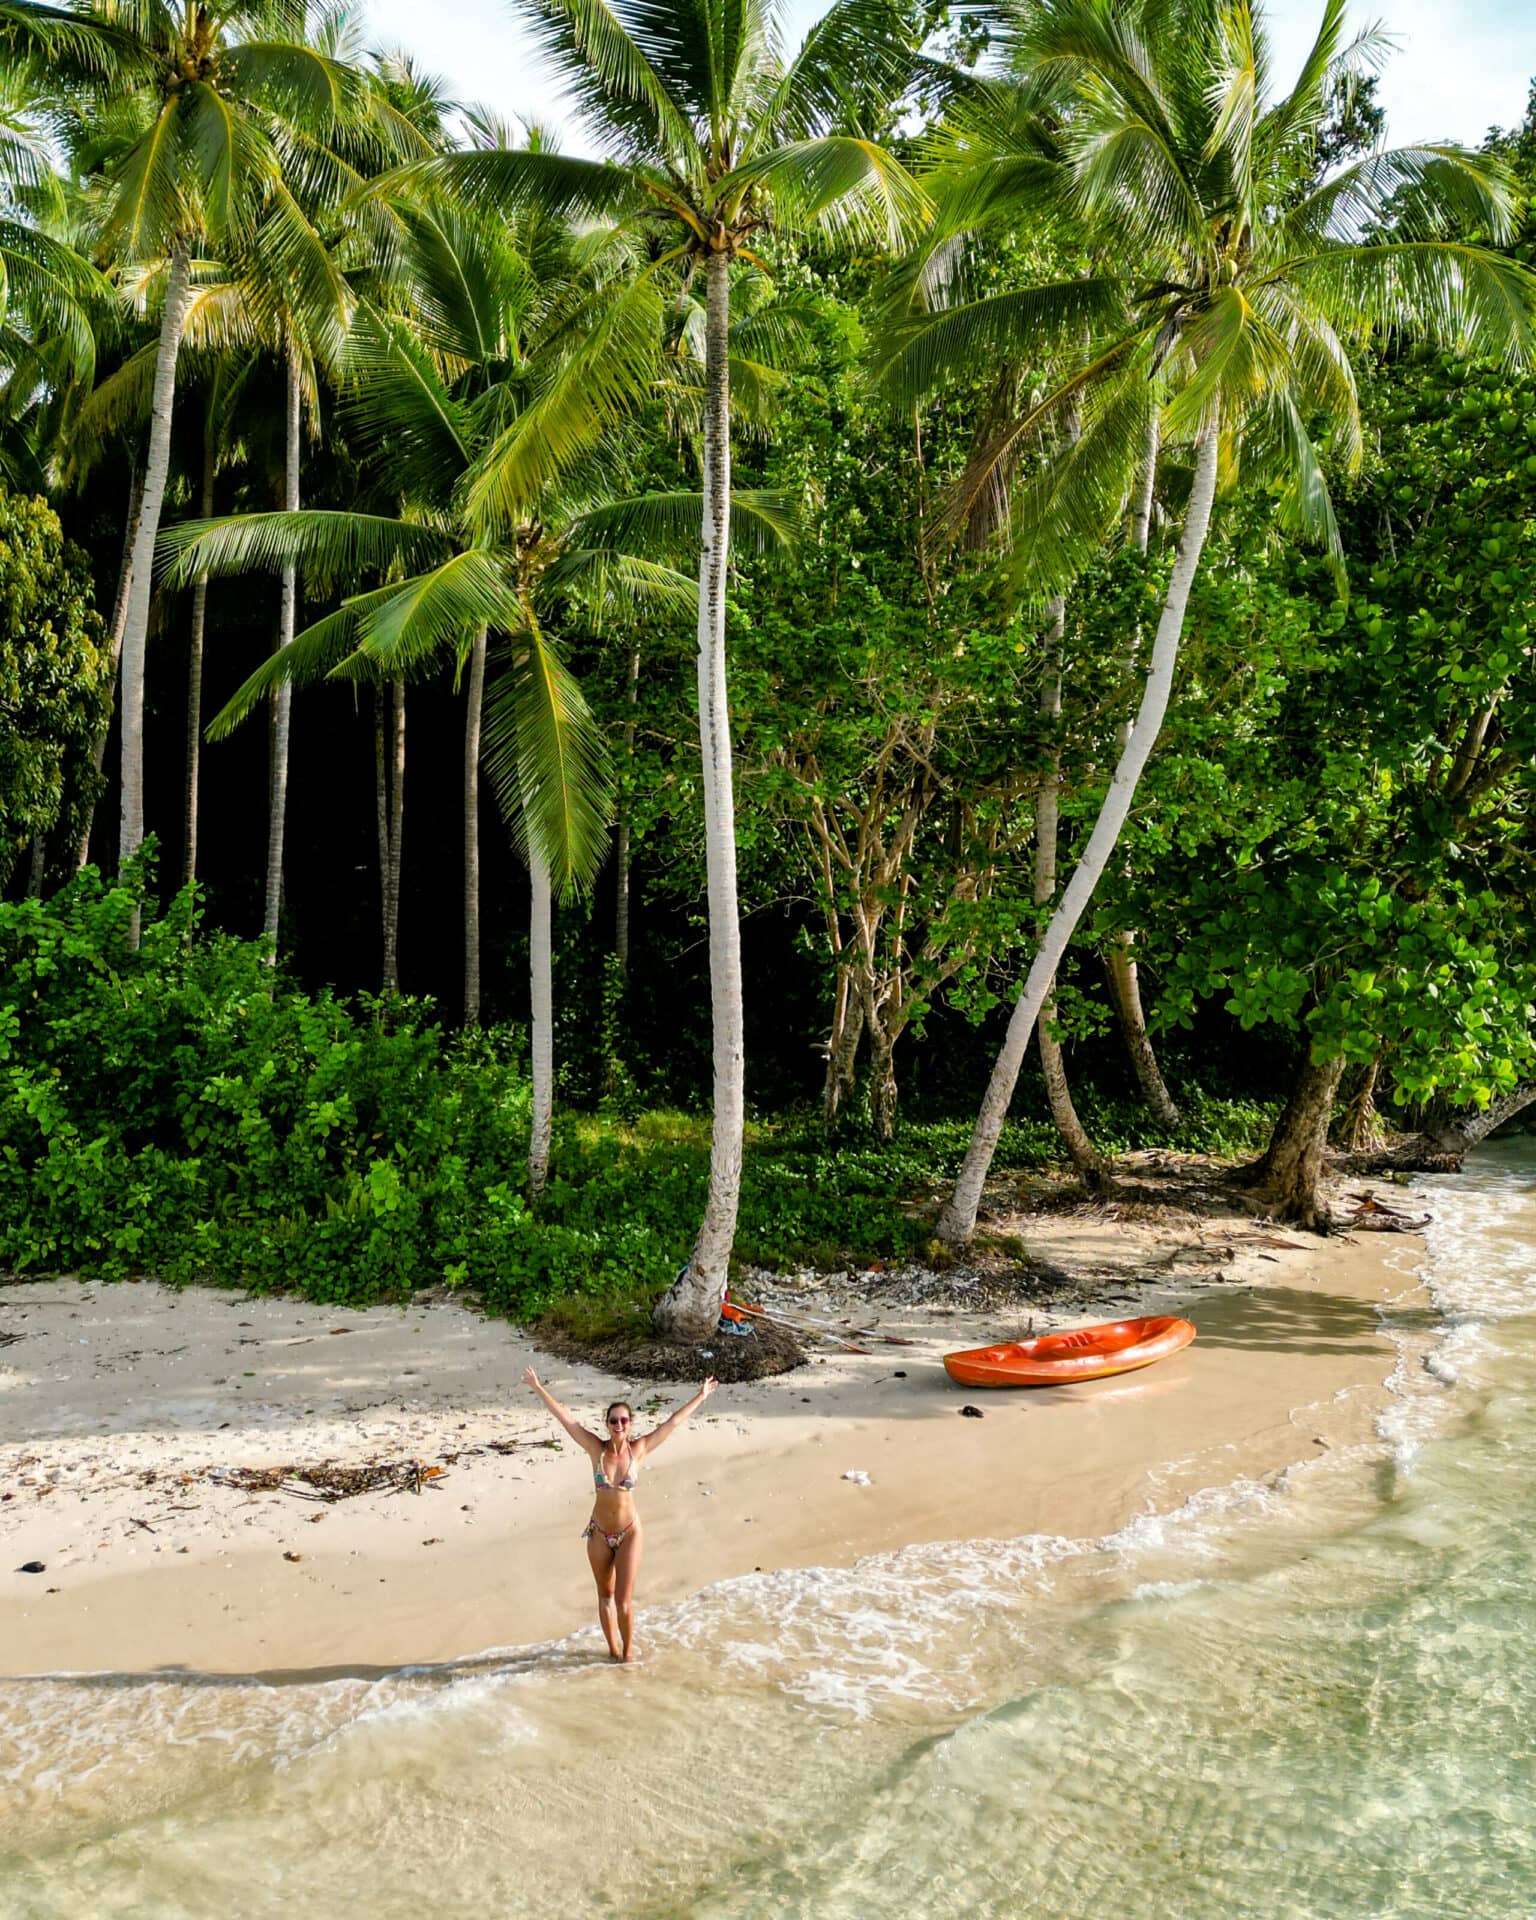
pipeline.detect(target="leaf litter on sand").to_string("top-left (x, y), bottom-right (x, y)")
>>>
top-left (209, 1460), bottom-right (450, 1502)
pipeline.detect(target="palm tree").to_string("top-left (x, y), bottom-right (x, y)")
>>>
top-left (876, 0), bottom-right (1536, 1241)
top-left (0, 62), bottom-right (109, 489)
top-left (241, 20), bottom-right (431, 954)
top-left (9, 0), bottom-right (372, 937)
top-left (161, 207), bottom-right (737, 1194)
top-left (390, 0), bottom-right (927, 1335)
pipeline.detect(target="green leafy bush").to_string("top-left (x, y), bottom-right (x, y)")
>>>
top-left (0, 874), bottom-right (1276, 1318)
top-left (0, 871), bottom-right (533, 1305)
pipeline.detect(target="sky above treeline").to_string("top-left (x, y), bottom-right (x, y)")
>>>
top-left (361, 0), bottom-right (1536, 155)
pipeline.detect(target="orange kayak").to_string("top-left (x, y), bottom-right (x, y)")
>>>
top-left (943, 1316), bottom-right (1196, 1388)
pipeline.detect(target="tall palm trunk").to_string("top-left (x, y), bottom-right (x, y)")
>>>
top-left (73, 458), bottom-right (147, 874)
top-left (119, 246), bottom-right (194, 936)
top-left (377, 677), bottom-right (405, 994)
top-left (375, 685), bottom-right (389, 971)
top-left (1108, 411), bottom-right (1180, 1129)
top-left (1035, 601), bottom-right (1110, 1188)
top-left (181, 428), bottom-right (216, 889)
top-left (528, 848), bottom-right (553, 1197)
top-left (937, 422), bottom-right (1219, 1247)
top-left (613, 643), bottom-right (640, 975)
top-left (262, 348), bottom-right (302, 957)
top-left (654, 248), bottom-right (742, 1339)
top-left (26, 834), bottom-right (46, 897)
top-left (463, 626), bottom-right (487, 1026)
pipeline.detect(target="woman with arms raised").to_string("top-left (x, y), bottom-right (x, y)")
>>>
top-left (523, 1364), bottom-right (717, 1663)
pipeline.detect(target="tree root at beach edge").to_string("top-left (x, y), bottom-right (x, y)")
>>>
top-left (532, 1313), bottom-right (807, 1382)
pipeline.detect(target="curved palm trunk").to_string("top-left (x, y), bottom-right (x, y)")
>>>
top-left (74, 459), bottom-right (147, 875)
top-left (463, 626), bottom-right (487, 1026)
top-left (262, 349), bottom-right (302, 958)
top-left (181, 429), bottom-right (216, 889)
top-left (119, 246), bottom-right (194, 937)
top-left (654, 249), bottom-right (742, 1339)
top-left (1035, 602), bottom-right (1110, 1189)
top-left (528, 849), bottom-right (553, 1198)
top-left (936, 423), bottom-right (1219, 1247)
top-left (1109, 411), bottom-right (1180, 1129)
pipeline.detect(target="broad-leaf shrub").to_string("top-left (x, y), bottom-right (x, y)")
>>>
top-left (0, 873), bottom-right (535, 1303)
top-left (0, 875), bottom-right (1278, 1313)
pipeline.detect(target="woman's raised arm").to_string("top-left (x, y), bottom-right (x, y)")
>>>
top-left (636, 1377), bottom-right (718, 1457)
top-left (523, 1364), bottom-right (602, 1457)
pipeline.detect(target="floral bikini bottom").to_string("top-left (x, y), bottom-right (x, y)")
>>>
top-left (583, 1518), bottom-right (633, 1554)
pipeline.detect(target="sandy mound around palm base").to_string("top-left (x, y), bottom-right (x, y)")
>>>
top-left (534, 1314), bottom-right (806, 1381)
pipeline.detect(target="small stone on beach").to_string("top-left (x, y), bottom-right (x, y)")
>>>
top-left (959, 1405), bottom-right (984, 1418)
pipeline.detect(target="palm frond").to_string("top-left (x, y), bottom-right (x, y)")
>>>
top-left (1281, 242), bottom-right (1536, 368)
top-left (205, 582), bottom-right (405, 737)
top-left (871, 275), bottom-right (1125, 407)
top-left (483, 604), bottom-right (613, 896)
top-left (559, 485), bottom-right (800, 558)
top-left (359, 146), bottom-right (644, 227)
top-left (1269, 386), bottom-right (1344, 589)
top-left (1002, 353), bottom-right (1159, 609)
top-left (158, 510), bottom-right (452, 592)
top-left (1278, 145), bottom-right (1522, 253)
top-left (339, 303), bottom-right (472, 505)
top-left (220, 38), bottom-right (364, 125)
top-left (1255, 0), bottom-right (1389, 160)
top-left (933, 328), bottom-right (1151, 557)
top-left (541, 547), bottom-right (699, 620)
top-left (1163, 285), bottom-right (1289, 438)
top-left (102, 93), bottom-right (191, 259)
top-left (720, 136), bottom-right (930, 247)
top-left (483, 0), bottom-right (695, 165)
top-left (1200, 0), bottom-right (1260, 209)
top-left (618, 0), bottom-right (769, 140)
top-left (755, 0), bottom-right (914, 147)
top-left (244, 176), bottom-right (355, 370)
top-left (67, 338), bottom-right (156, 476)
top-left (352, 548), bottom-right (524, 673)
top-left (181, 78), bottom-right (276, 242)
top-left (464, 269), bottom-right (664, 535)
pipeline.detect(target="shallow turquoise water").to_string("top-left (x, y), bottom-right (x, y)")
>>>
top-left (3, 1142), bottom-right (1533, 1918)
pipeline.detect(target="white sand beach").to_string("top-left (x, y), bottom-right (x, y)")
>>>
top-left (0, 1199), bottom-right (1425, 1679)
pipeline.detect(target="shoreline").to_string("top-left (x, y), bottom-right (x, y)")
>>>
top-left (0, 1215), bottom-right (1427, 1679)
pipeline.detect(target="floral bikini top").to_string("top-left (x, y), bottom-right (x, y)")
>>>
top-left (593, 1448), bottom-right (638, 1491)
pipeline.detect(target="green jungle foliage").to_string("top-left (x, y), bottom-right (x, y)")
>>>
top-left (0, 874), bottom-right (1272, 1309)
top-left (3, 0), bottom-right (1535, 1284)
top-left (0, 487), bottom-right (111, 882)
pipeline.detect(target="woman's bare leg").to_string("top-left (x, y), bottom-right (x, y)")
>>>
top-left (587, 1530), bottom-right (622, 1659)
top-left (614, 1525), bottom-right (644, 1663)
